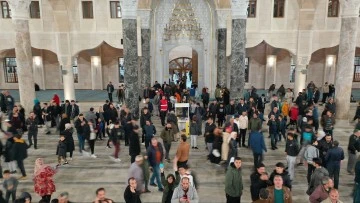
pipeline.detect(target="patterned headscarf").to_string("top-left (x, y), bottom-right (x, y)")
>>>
top-left (34, 158), bottom-right (46, 176)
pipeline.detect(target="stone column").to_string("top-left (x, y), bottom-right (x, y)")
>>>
top-left (7, 0), bottom-right (35, 113)
top-left (230, 0), bottom-right (248, 99)
top-left (139, 9), bottom-right (151, 90)
top-left (294, 56), bottom-right (310, 95)
top-left (335, 0), bottom-right (360, 120)
top-left (59, 56), bottom-right (76, 101)
top-left (216, 9), bottom-right (229, 87)
top-left (91, 56), bottom-right (103, 90)
top-left (121, 0), bottom-right (139, 117)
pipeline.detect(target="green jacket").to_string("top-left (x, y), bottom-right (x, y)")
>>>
top-left (142, 159), bottom-right (150, 181)
top-left (225, 164), bottom-right (243, 197)
top-left (161, 171), bottom-right (180, 203)
top-left (160, 128), bottom-right (174, 143)
top-left (249, 117), bottom-right (262, 132)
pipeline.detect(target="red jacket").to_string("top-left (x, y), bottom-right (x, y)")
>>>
top-left (290, 106), bottom-right (299, 121)
top-left (160, 99), bottom-right (168, 112)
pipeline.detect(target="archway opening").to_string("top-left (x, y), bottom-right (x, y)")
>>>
top-left (168, 45), bottom-right (198, 89)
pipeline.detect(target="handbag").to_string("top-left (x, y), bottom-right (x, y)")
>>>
top-left (90, 132), bottom-right (96, 140)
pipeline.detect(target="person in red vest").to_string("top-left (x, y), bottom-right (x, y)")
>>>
top-left (159, 96), bottom-right (168, 126)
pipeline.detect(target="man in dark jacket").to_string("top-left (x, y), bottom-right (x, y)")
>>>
top-left (129, 126), bottom-right (141, 163)
top-left (107, 104), bottom-right (118, 124)
top-left (147, 138), bottom-right (164, 191)
top-left (318, 134), bottom-right (333, 167)
top-left (74, 114), bottom-right (87, 154)
top-left (12, 134), bottom-right (28, 179)
top-left (307, 158), bottom-right (329, 195)
top-left (250, 163), bottom-right (271, 201)
top-left (285, 133), bottom-right (299, 180)
top-left (69, 100), bottom-right (80, 121)
top-left (325, 140), bottom-right (344, 189)
top-left (25, 112), bottom-right (38, 149)
top-left (110, 121), bottom-right (122, 161)
top-left (225, 157), bottom-right (243, 202)
top-left (225, 100), bottom-right (236, 118)
top-left (269, 162), bottom-right (292, 190)
top-left (124, 177), bottom-right (142, 203)
top-left (204, 117), bottom-right (216, 157)
top-left (106, 82), bottom-right (115, 102)
top-left (249, 131), bottom-right (267, 168)
top-left (347, 129), bottom-right (360, 174)
top-left (236, 99), bottom-right (248, 115)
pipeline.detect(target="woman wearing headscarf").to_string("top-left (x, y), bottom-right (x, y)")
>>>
top-left (33, 158), bottom-right (56, 202)
top-left (61, 123), bottom-right (75, 160)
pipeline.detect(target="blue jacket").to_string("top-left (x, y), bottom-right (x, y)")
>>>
top-left (325, 146), bottom-right (344, 168)
top-left (147, 142), bottom-right (164, 167)
top-left (249, 132), bottom-right (267, 154)
top-left (143, 124), bottom-right (156, 138)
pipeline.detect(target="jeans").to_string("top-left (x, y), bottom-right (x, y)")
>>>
top-left (150, 164), bottom-right (163, 190)
top-left (286, 155), bottom-right (296, 180)
top-left (253, 153), bottom-right (263, 168)
top-left (160, 111), bottom-right (167, 126)
top-left (28, 131), bottom-right (38, 148)
top-left (270, 133), bottom-right (277, 148)
top-left (163, 142), bottom-right (171, 160)
top-left (17, 159), bottom-right (26, 177)
top-left (114, 142), bottom-right (120, 158)
top-left (226, 194), bottom-right (241, 203)
top-left (348, 151), bottom-right (357, 173)
top-left (77, 134), bottom-right (85, 153)
top-left (89, 139), bottom-right (95, 154)
top-left (328, 165), bottom-right (340, 189)
top-left (6, 190), bottom-right (16, 203)
top-left (191, 135), bottom-right (197, 147)
top-left (207, 142), bottom-right (213, 156)
top-left (145, 138), bottom-right (152, 151)
top-left (239, 129), bottom-right (247, 146)
top-left (307, 164), bottom-right (315, 184)
top-left (108, 93), bottom-right (113, 102)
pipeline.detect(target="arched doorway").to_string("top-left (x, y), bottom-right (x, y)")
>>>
top-left (168, 46), bottom-right (198, 88)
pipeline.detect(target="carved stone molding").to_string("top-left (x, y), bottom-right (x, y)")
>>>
top-left (296, 56), bottom-right (311, 66)
top-left (231, 0), bottom-right (248, 19)
top-left (138, 9), bottom-right (151, 29)
top-left (340, 0), bottom-right (360, 18)
top-left (7, 0), bottom-right (31, 20)
top-left (216, 9), bottom-right (231, 29)
top-left (120, 0), bottom-right (138, 19)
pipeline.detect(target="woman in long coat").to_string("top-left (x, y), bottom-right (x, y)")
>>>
top-left (210, 128), bottom-right (223, 164)
top-left (61, 123), bottom-right (75, 160)
top-left (221, 125), bottom-right (232, 161)
top-left (58, 113), bottom-right (70, 133)
top-left (33, 158), bottom-right (56, 202)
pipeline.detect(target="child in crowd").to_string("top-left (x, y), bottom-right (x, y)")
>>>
top-left (2, 170), bottom-right (18, 202)
top-left (56, 135), bottom-right (68, 166)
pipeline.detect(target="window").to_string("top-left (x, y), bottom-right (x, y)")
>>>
top-left (3, 58), bottom-right (17, 83)
top-left (245, 57), bottom-right (249, 83)
top-left (1, 1), bottom-right (11, 18)
top-left (290, 57), bottom-right (296, 83)
top-left (72, 58), bottom-right (79, 83)
top-left (119, 57), bottom-right (124, 83)
top-left (30, 1), bottom-right (40, 18)
top-left (110, 1), bottom-right (121, 18)
top-left (354, 56), bottom-right (360, 82)
top-left (273, 0), bottom-right (285, 18)
top-left (82, 1), bottom-right (93, 19)
top-left (328, 0), bottom-right (339, 17)
top-left (247, 0), bottom-right (256, 18)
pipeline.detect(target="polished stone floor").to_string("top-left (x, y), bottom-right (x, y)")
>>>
top-left (0, 102), bottom-right (357, 202)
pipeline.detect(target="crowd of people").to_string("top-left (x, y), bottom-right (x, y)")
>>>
top-left (0, 79), bottom-right (358, 203)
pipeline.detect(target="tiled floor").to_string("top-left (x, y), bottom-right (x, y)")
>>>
top-left (0, 101), bottom-right (357, 202)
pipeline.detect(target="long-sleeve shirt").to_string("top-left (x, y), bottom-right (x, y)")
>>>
top-left (3, 177), bottom-right (18, 192)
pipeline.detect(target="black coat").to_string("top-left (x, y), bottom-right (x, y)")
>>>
top-left (56, 140), bottom-right (67, 157)
top-left (129, 131), bottom-right (141, 156)
top-left (11, 139), bottom-right (28, 161)
top-left (269, 170), bottom-right (292, 190)
top-left (4, 137), bottom-right (14, 162)
top-left (61, 129), bottom-right (75, 152)
top-left (124, 185), bottom-right (142, 203)
top-left (250, 172), bottom-right (271, 201)
top-left (59, 117), bottom-right (71, 132)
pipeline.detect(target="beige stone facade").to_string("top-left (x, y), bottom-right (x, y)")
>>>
top-left (0, 0), bottom-right (359, 91)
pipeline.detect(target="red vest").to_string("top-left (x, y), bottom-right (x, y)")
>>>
top-left (160, 99), bottom-right (168, 111)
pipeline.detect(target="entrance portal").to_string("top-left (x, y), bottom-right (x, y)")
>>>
top-left (168, 46), bottom-right (198, 88)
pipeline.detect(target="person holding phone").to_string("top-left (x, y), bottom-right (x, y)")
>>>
top-left (171, 177), bottom-right (199, 203)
